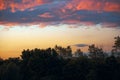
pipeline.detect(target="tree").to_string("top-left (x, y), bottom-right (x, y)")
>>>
top-left (63, 57), bottom-right (90, 80)
top-left (0, 57), bottom-right (3, 65)
top-left (88, 44), bottom-right (104, 59)
top-left (20, 48), bottom-right (62, 80)
top-left (55, 45), bottom-right (64, 57)
top-left (66, 46), bottom-right (72, 57)
top-left (0, 62), bottom-right (21, 80)
top-left (74, 49), bottom-right (83, 57)
top-left (112, 36), bottom-right (120, 57)
top-left (54, 45), bottom-right (72, 58)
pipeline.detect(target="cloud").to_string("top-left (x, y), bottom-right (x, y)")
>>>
top-left (72, 44), bottom-right (88, 47)
top-left (38, 12), bottom-right (53, 18)
top-left (0, 0), bottom-right (120, 28)
top-left (0, 0), bottom-right (55, 12)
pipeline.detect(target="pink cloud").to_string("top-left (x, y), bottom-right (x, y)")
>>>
top-left (38, 13), bottom-right (53, 18)
top-left (0, 0), bottom-right (120, 28)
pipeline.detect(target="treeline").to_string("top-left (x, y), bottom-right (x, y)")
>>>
top-left (0, 36), bottom-right (120, 80)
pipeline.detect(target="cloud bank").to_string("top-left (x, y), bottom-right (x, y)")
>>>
top-left (0, 0), bottom-right (120, 28)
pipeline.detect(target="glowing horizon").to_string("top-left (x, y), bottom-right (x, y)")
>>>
top-left (0, 0), bottom-right (120, 59)
top-left (0, 25), bottom-right (120, 59)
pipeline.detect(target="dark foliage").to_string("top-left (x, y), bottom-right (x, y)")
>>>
top-left (0, 49), bottom-right (120, 80)
top-left (0, 36), bottom-right (120, 80)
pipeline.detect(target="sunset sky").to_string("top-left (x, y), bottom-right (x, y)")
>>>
top-left (0, 0), bottom-right (120, 59)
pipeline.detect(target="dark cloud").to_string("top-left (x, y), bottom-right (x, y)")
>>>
top-left (73, 44), bottom-right (88, 47)
top-left (0, 0), bottom-right (120, 28)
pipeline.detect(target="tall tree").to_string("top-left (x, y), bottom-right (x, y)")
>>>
top-left (54, 45), bottom-right (72, 58)
top-left (88, 44), bottom-right (104, 59)
top-left (66, 46), bottom-right (72, 57)
top-left (112, 36), bottom-right (120, 57)
top-left (75, 49), bottom-right (83, 57)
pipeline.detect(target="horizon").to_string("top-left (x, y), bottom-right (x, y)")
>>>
top-left (0, 0), bottom-right (120, 59)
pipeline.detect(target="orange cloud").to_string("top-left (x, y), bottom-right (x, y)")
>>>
top-left (0, 0), bottom-right (52, 12)
top-left (104, 2), bottom-right (120, 12)
top-left (0, 0), bottom-right (120, 28)
top-left (0, 21), bottom-right (20, 27)
top-left (0, 0), bottom-right (119, 13)
top-left (64, 0), bottom-right (120, 12)
top-left (0, 0), bottom-right (5, 10)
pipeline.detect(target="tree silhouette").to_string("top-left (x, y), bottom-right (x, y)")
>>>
top-left (112, 36), bottom-right (120, 57)
top-left (0, 62), bottom-right (21, 80)
top-left (75, 49), bottom-right (83, 57)
top-left (55, 45), bottom-right (72, 58)
top-left (88, 44), bottom-right (104, 59)
top-left (66, 46), bottom-right (72, 58)
top-left (0, 36), bottom-right (120, 80)
top-left (20, 48), bottom-right (63, 80)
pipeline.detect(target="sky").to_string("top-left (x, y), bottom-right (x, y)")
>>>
top-left (0, 0), bottom-right (120, 59)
